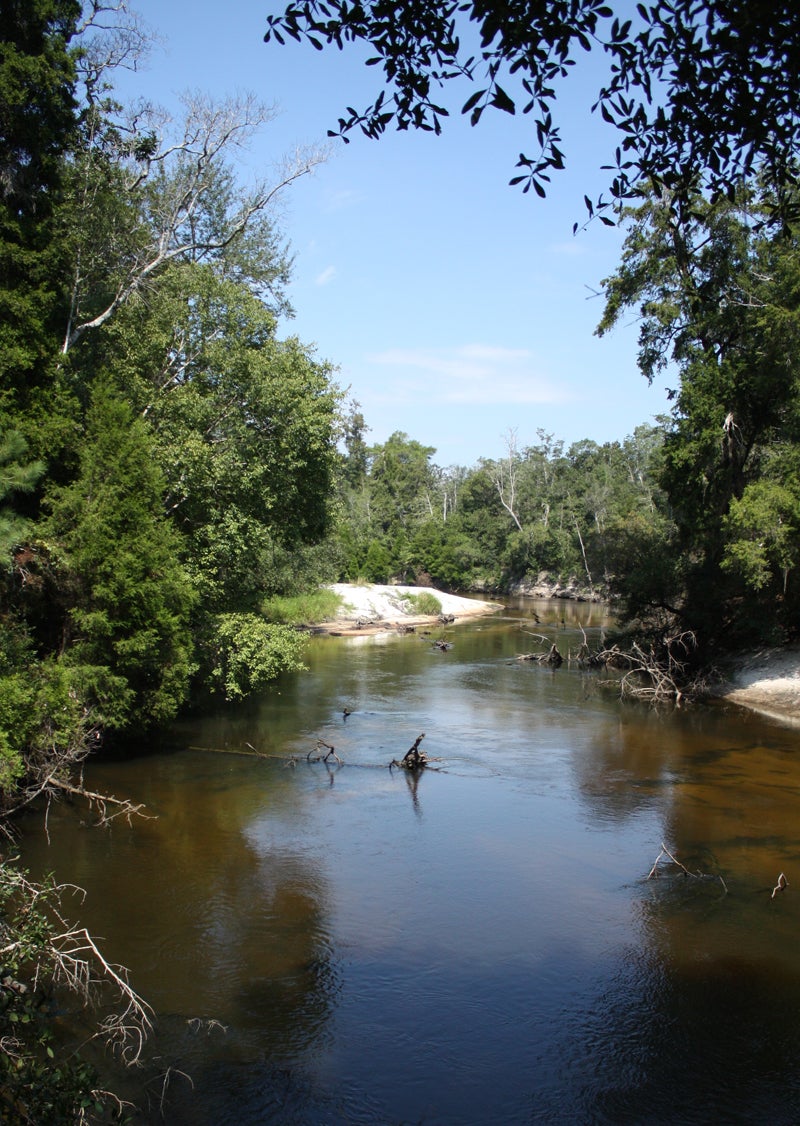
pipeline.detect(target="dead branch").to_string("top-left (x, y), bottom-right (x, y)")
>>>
top-left (646, 841), bottom-right (728, 894)
top-left (0, 862), bottom-right (154, 1066)
top-left (307, 739), bottom-right (343, 765)
top-left (390, 733), bottom-right (429, 771)
top-left (772, 872), bottom-right (789, 899)
top-left (597, 632), bottom-right (698, 704)
top-left (516, 643), bottom-right (563, 666)
top-left (48, 779), bottom-right (152, 827)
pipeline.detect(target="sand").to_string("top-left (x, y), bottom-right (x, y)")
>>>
top-left (314, 583), bottom-right (503, 635)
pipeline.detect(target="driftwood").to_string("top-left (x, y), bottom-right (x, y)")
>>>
top-left (772, 872), bottom-right (789, 899)
top-left (307, 739), bottom-right (343, 765)
top-left (516, 643), bottom-right (563, 666)
top-left (438, 613), bottom-right (455, 624)
top-left (597, 632), bottom-right (697, 703)
top-left (390, 733), bottom-right (429, 771)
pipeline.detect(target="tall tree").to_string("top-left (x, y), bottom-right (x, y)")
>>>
top-left (264, 1), bottom-right (800, 226)
top-left (599, 189), bottom-right (800, 644)
top-left (0, 0), bottom-right (79, 407)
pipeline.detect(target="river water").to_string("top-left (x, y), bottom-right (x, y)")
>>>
top-left (16, 599), bottom-right (800, 1124)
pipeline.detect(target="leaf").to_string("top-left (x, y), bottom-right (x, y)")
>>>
top-left (461, 89), bottom-right (484, 114)
top-left (490, 85), bottom-right (516, 115)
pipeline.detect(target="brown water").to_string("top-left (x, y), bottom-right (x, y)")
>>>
top-left (16, 599), bottom-right (800, 1124)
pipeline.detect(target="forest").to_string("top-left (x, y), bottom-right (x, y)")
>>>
top-left (3, 3), bottom-right (800, 1116)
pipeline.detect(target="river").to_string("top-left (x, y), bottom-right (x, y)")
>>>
top-left (16, 599), bottom-right (800, 1123)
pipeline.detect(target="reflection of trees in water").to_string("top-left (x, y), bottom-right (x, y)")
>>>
top-left (21, 754), bottom-right (341, 1119)
top-left (570, 710), bottom-right (676, 822)
top-left (536, 939), bottom-right (800, 1124)
top-left (568, 703), bottom-right (800, 1124)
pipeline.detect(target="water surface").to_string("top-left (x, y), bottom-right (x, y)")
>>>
top-left (18, 600), bottom-right (800, 1123)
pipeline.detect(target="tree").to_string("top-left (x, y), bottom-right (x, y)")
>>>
top-left (264, 1), bottom-right (800, 226)
top-left (0, 430), bottom-right (44, 560)
top-left (104, 263), bottom-right (341, 612)
top-left (598, 188), bottom-right (800, 645)
top-left (44, 383), bottom-right (197, 729)
top-left (0, 0), bottom-right (79, 402)
top-left (60, 89), bottom-right (322, 354)
top-left (368, 431), bottom-right (438, 539)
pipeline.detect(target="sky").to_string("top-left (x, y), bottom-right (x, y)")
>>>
top-left (109, 0), bottom-right (672, 468)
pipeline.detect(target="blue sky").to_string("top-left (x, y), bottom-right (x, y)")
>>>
top-left (112, 0), bottom-right (672, 468)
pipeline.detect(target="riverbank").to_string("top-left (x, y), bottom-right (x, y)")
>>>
top-left (312, 586), bottom-right (800, 725)
top-left (711, 646), bottom-right (800, 726)
top-left (310, 584), bottom-right (504, 636)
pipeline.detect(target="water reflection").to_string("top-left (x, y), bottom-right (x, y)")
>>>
top-left (13, 601), bottom-right (800, 1123)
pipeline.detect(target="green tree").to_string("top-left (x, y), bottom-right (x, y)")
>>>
top-left (105, 264), bottom-right (341, 612)
top-left (0, 0), bottom-right (79, 411)
top-left (45, 383), bottom-right (197, 729)
top-left (264, 1), bottom-right (800, 225)
top-left (368, 431), bottom-right (437, 539)
top-left (599, 189), bottom-right (800, 645)
top-left (0, 430), bottom-right (43, 559)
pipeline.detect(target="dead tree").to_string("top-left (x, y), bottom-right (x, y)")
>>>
top-left (597, 632), bottom-right (698, 703)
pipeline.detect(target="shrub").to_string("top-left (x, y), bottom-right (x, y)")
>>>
top-left (205, 613), bottom-right (307, 701)
top-left (403, 591), bottom-right (442, 616)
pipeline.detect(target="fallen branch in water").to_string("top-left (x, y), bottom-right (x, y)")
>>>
top-left (48, 779), bottom-right (152, 827)
top-left (308, 739), bottom-right (343, 765)
top-left (646, 841), bottom-right (728, 893)
top-left (390, 733), bottom-right (429, 771)
top-left (772, 872), bottom-right (789, 899)
top-left (598, 632), bottom-right (698, 704)
top-left (516, 642), bottom-right (563, 666)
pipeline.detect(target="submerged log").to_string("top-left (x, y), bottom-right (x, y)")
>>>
top-left (516, 644), bottom-right (562, 666)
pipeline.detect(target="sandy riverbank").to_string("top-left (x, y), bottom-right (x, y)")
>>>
top-left (310, 583), bottom-right (504, 636)
top-left (711, 646), bottom-right (800, 725)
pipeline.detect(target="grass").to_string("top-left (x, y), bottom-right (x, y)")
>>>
top-left (261, 589), bottom-right (344, 625)
top-left (401, 591), bottom-right (442, 616)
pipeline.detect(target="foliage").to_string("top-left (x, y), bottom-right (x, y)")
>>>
top-left (402, 590), bottom-right (442, 616)
top-left (44, 383), bottom-right (197, 729)
top-left (264, 1), bottom-right (800, 226)
top-left (262, 588), bottom-right (343, 624)
top-left (0, 0), bottom-right (79, 403)
top-left (0, 430), bottom-right (44, 560)
top-left (203, 613), bottom-right (307, 701)
top-left (599, 188), bottom-right (800, 649)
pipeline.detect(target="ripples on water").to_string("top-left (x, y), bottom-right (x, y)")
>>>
top-left (17, 601), bottom-right (800, 1123)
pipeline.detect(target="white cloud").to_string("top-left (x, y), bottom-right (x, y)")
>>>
top-left (365, 344), bottom-right (573, 405)
top-left (315, 265), bottom-right (337, 286)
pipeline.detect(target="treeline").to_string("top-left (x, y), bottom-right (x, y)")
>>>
top-left (327, 421), bottom-right (665, 596)
top-left (325, 185), bottom-right (800, 660)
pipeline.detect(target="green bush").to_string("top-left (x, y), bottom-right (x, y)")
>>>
top-left (205, 613), bottom-right (307, 701)
top-left (403, 591), bottom-right (442, 616)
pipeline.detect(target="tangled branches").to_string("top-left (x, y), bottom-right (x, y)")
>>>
top-left (0, 858), bottom-right (154, 1119)
top-left (597, 632), bottom-right (698, 704)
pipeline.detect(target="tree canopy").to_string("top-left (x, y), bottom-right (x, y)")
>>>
top-left (264, 1), bottom-right (800, 225)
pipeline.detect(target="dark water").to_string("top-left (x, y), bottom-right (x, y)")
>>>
top-left (16, 600), bottom-right (800, 1124)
